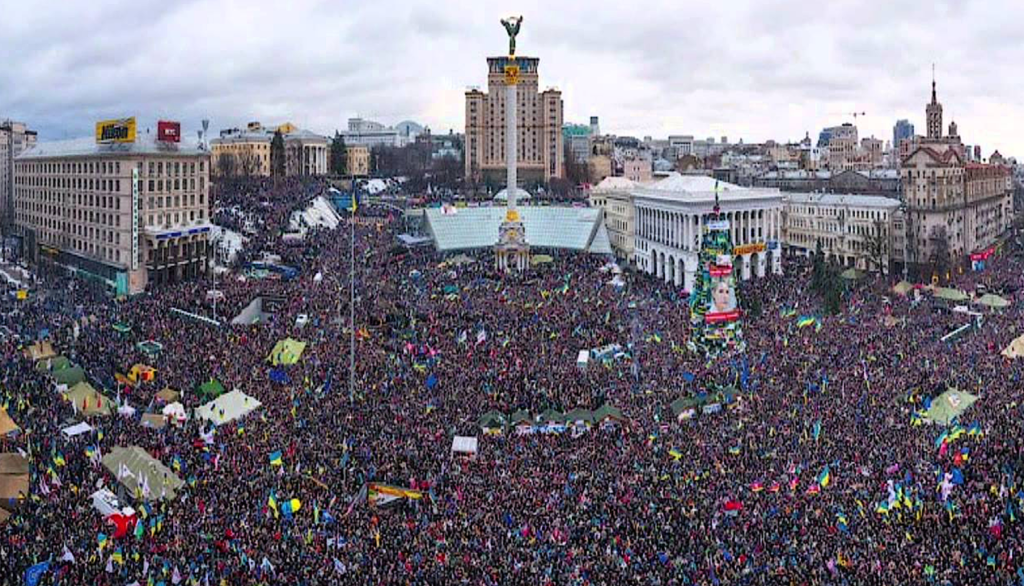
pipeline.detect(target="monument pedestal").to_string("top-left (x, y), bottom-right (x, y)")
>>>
top-left (495, 218), bottom-right (529, 272)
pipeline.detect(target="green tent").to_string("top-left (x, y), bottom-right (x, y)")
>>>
top-left (509, 409), bottom-right (532, 427)
top-left (197, 378), bottom-right (226, 400)
top-left (976, 293), bottom-right (1010, 309)
top-left (924, 388), bottom-right (978, 425)
top-left (136, 340), bottom-right (164, 356)
top-left (934, 287), bottom-right (969, 302)
top-left (478, 410), bottom-right (507, 432)
top-left (52, 366), bottom-right (86, 386)
top-left (563, 408), bottom-right (594, 424)
top-left (102, 446), bottom-right (183, 501)
top-left (268, 338), bottom-right (307, 366)
top-left (593, 404), bottom-right (627, 424)
top-left (670, 396), bottom-right (702, 417)
top-left (49, 356), bottom-right (72, 371)
top-left (64, 382), bottom-right (111, 417)
top-left (893, 281), bottom-right (914, 295)
top-left (840, 268), bottom-right (865, 280)
top-left (537, 409), bottom-right (564, 425)
top-left (112, 322), bottom-right (132, 334)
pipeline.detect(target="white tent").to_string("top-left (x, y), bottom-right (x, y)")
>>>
top-left (90, 488), bottom-right (121, 517)
top-left (195, 390), bottom-right (262, 425)
top-left (162, 402), bottom-right (187, 424)
top-left (451, 435), bottom-right (478, 459)
top-left (61, 421), bottom-right (94, 439)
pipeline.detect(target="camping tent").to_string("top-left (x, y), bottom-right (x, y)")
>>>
top-left (840, 268), bottom-right (865, 280)
top-left (61, 421), bottom-right (94, 439)
top-left (564, 408), bottom-right (594, 427)
top-left (140, 413), bottom-right (167, 429)
top-left (976, 293), bottom-right (1010, 309)
top-left (1003, 335), bottom-right (1024, 359)
top-left (478, 411), bottom-right (507, 435)
top-left (161, 402), bottom-right (187, 424)
top-left (52, 366), bottom-right (86, 386)
top-left (197, 379), bottom-right (226, 400)
top-left (268, 338), bottom-right (306, 366)
top-left (0, 453), bottom-right (29, 512)
top-left (893, 281), bottom-right (914, 296)
top-left (924, 388), bottom-right (979, 425)
top-left (933, 287), bottom-right (969, 302)
top-left (64, 382), bottom-right (111, 417)
top-left (451, 436), bottom-right (478, 459)
top-left (24, 341), bottom-right (56, 361)
top-left (102, 446), bottom-right (183, 501)
top-left (593, 404), bottom-right (627, 427)
top-left (155, 388), bottom-right (180, 404)
top-left (136, 340), bottom-right (164, 356)
top-left (195, 389), bottom-right (262, 425)
top-left (36, 355), bottom-right (71, 372)
top-left (0, 408), bottom-right (18, 436)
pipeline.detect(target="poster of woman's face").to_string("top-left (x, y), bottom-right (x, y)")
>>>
top-left (708, 278), bottom-right (737, 313)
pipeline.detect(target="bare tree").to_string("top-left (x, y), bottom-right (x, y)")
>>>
top-left (928, 225), bottom-right (951, 282)
top-left (216, 153), bottom-right (237, 180)
top-left (866, 219), bottom-right (888, 274)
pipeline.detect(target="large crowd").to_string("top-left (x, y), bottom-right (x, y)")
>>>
top-left (2, 178), bottom-right (1024, 585)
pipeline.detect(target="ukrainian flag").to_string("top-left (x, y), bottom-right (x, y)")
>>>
top-left (817, 465), bottom-right (830, 488)
top-left (668, 449), bottom-right (683, 461)
top-left (111, 548), bottom-right (123, 564)
top-left (269, 450), bottom-right (283, 467)
top-left (728, 446), bottom-right (741, 455)
top-left (268, 490), bottom-right (279, 519)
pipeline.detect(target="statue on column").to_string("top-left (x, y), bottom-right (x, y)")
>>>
top-left (501, 16), bottom-right (523, 56)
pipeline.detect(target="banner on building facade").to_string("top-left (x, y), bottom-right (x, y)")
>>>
top-left (733, 242), bottom-right (767, 256)
top-left (131, 168), bottom-right (139, 270)
top-left (156, 120), bottom-right (181, 143)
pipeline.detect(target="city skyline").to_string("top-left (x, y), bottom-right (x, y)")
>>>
top-left (2, 0), bottom-right (1023, 157)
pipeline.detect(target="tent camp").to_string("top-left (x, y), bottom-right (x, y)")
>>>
top-left (136, 340), bottom-right (164, 356)
top-left (924, 388), bottom-right (979, 425)
top-left (140, 413), bottom-right (167, 429)
top-left (195, 389), bottom-right (262, 425)
top-left (451, 436), bottom-right (478, 459)
top-left (976, 293), bottom-right (1010, 309)
top-left (61, 421), bottom-right (93, 439)
top-left (52, 366), bottom-right (86, 386)
top-left (0, 407), bottom-right (19, 436)
top-left (840, 268), bottom-right (865, 281)
top-left (478, 411), bottom-right (507, 435)
top-left (893, 281), bottom-right (914, 296)
top-left (196, 379), bottom-right (226, 400)
top-left (0, 453), bottom-right (29, 512)
top-left (102, 446), bottom-right (183, 501)
top-left (35, 355), bottom-right (71, 372)
top-left (155, 388), bottom-right (180, 404)
top-left (64, 382), bottom-right (112, 417)
top-left (1003, 335), bottom-right (1024, 359)
top-left (268, 338), bottom-right (306, 366)
top-left (564, 408), bottom-right (594, 430)
top-left (24, 341), bottom-right (56, 361)
top-left (933, 287), bottom-right (969, 302)
top-left (593, 404), bottom-right (628, 428)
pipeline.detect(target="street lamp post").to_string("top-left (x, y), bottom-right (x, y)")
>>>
top-left (349, 174), bottom-right (356, 404)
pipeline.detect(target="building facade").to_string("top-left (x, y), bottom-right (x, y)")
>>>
top-left (465, 57), bottom-right (564, 185)
top-left (1, 120), bottom-right (37, 230)
top-left (622, 157), bottom-right (652, 183)
top-left (14, 131), bottom-right (211, 295)
top-left (347, 145), bottom-right (370, 177)
top-left (563, 124), bottom-right (591, 163)
top-left (211, 122), bottom-right (327, 178)
top-left (893, 119), bottom-right (914, 151)
top-left (633, 173), bottom-right (784, 291)
top-left (902, 79), bottom-right (1013, 276)
top-left (588, 177), bottom-right (637, 262)
top-left (340, 118), bottom-right (420, 149)
top-left (782, 192), bottom-right (902, 272)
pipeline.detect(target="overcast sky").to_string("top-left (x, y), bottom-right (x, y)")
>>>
top-left (2, 0), bottom-right (1022, 157)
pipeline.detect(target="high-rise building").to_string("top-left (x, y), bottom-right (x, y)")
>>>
top-left (562, 124), bottom-right (591, 163)
top-left (14, 124), bottom-right (213, 295)
top-left (893, 119), bottom-right (914, 151)
top-left (589, 116), bottom-right (600, 137)
top-left (1, 120), bottom-right (37, 231)
top-left (464, 56), bottom-right (564, 185)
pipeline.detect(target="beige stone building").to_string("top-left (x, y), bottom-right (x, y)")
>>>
top-left (902, 79), bottom-right (1013, 276)
top-left (782, 192), bottom-right (903, 272)
top-left (1, 120), bottom-right (37, 230)
top-left (589, 176), bottom-right (638, 262)
top-left (347, 145), bottom-right (370, 177)
top-left (14, 134), bottom-right (211, 295)
top-left (211, 121), bottom-right (326, 178)
top-left (464, 56), bottom-right (564, 185)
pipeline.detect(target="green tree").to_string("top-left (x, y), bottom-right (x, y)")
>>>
top-left (330, 132), bottom-right (347, 176)
top-left (811, 239), bottom-right (825, 292)
top-left (270, 130), bottom-right (286, 181)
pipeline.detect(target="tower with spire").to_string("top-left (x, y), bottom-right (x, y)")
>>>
top-left (926, 64), bottom-right (943, 140)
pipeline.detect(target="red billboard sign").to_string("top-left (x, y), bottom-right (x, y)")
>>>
top-left (157, 120), bottom-right (181, 143)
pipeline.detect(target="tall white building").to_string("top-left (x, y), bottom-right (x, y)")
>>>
top-left (633, 173), bottom-right (784, 291)
top-left (782, 193), bottom-right (903, 272)
top-left (1, 120), bottom-right (37, 229)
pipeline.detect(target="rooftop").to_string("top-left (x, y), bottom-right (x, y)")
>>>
top-left (17, 134), bottom-right (207, 160)
top-left (634, 172), bottom-right (781, 202)
top-left (423, 205), bottom-right (610, 253)
top-left (784, 192), bottom-right (902, 209)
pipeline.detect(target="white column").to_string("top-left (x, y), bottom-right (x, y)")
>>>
top-left (506, 82), bottom-right (517, 213)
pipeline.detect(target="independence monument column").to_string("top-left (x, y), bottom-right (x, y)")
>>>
top-left (495, 15), bottom-right (530, 273)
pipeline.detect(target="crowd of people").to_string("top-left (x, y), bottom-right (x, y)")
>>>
top-left (2, 177), bottom-right (1024, 585)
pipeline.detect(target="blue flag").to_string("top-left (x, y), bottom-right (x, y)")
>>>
top-left (425, 373), bottom-right (438, 390)
top-left (25, 561), bottom-right (50, 586)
